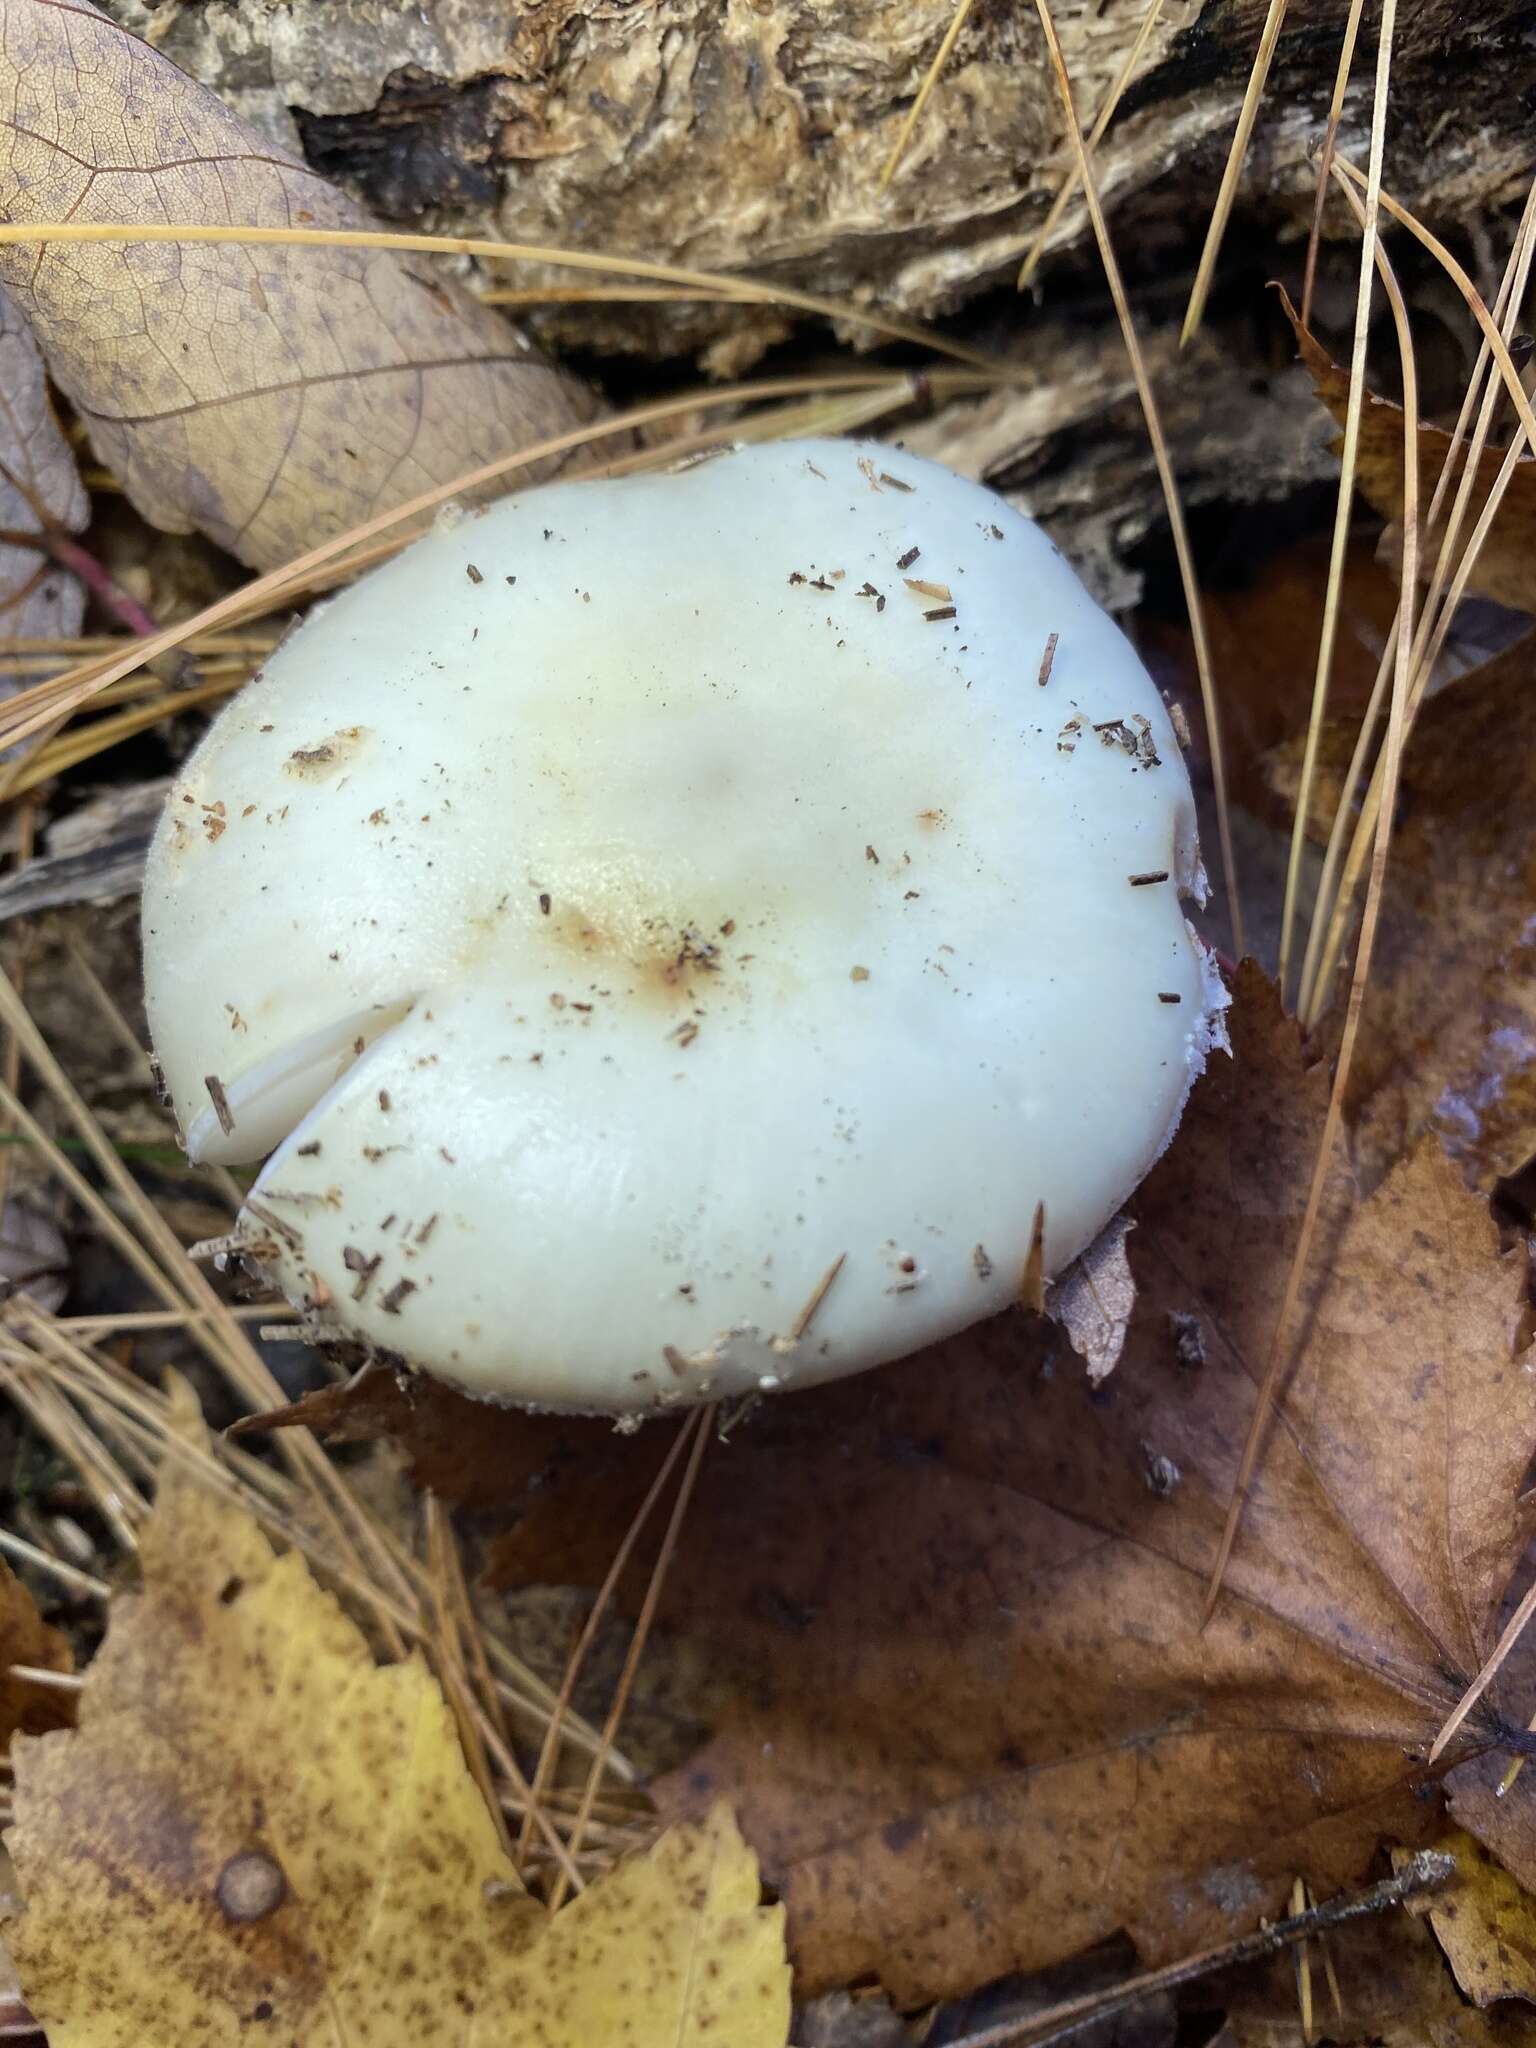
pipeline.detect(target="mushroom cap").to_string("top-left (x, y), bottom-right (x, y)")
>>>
top-left (143, 438), bottom-right (1222, 1414)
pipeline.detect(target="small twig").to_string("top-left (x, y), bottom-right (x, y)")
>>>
top-left (0, 452), bottom-right (160, 642)
top-left (939, 1852), bottom-right (1456, 2048)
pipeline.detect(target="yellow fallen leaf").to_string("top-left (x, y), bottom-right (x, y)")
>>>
top-left (1397, 1832), bottom-right (1536, 2008)
top-left (503, 1801), bottom-right (791, 2046)
top-left (5, 1441), bottom-right (789, 2045)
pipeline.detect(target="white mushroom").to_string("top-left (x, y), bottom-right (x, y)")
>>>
top-left (143, 438), bottom-right (1226, 1415)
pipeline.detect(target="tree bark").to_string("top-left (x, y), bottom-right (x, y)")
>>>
top-left (105, 0), bottom-right (1536, 367)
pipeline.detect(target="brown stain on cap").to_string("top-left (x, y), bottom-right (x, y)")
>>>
top-left (283, 727), bottom-right (369, 781)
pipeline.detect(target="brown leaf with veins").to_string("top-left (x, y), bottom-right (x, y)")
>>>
top-left (1282, 288), bottom-right (1536, 615)
top-left (632, 975), bottom-right (1536, 2000)
top-left (0, 1), bottom-right (594, 573)
top-left (244, 970), bottom-right (1536, 2006)
top-left (1338, 632), bottom-right (1536, 1190)
top-left (0, 285), bottom-right (84, 679)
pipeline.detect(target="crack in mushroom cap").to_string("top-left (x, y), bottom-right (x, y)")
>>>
top-left (143, 438), bottom-right (1224, 1415)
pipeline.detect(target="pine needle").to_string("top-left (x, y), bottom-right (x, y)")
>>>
top-left (1017, 0), bottom-right (1169, 290)
top-left (1299, 0), bottom-right (1370, 329)
top-left (1206, 143), bottom-right (1417, 1620)
top-left (0, 218), bottom-right (1001, 372)
top-left (1275, 0), bottom-right (1398, 1003)
top-left (1297, 172), bottom-right (1536, 1023)
top-left (547, 1408), bottom-right (711, 1913)
top-left (515, 1418), bottom-right (697, 1876)
top-left (1180, 0), bottom-right (1291, 347)
top-left (0, 1527), bottom-right (110, 1601)
top-left (879, 0), bottom-right (977, 191)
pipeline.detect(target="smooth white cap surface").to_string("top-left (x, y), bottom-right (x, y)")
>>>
top-left (143, 438), bottom-right (1222, 1413)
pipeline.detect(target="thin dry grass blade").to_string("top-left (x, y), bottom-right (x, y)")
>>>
top-left (0, 1075), bottom-right (184, 1311)
top-left (1432, 1571), bottom-right (1536, 1760)
top-left (425, 1496), bottom-right (513, 1857)
top-left (1291, 1875), bottom-right (1315, 2044)
top-left (879, 0), bottom-right (977, 191)
top-left (0, 803), bottom-right (37, 1224)
top-left (1300, 0), bottom-right (1370, 328)
top-left (6, 674), bottom-right (246, 795)
top-left (0, 969), bottom-right (425, 1654)
top-left (514, 1418), bottom-right (697, 1875)
top-left (1181, 0), bottom-right (1290, 347)
top-left (1205, 158), bottom-right (1417, 1619)
top-left (0, 219), bottom-right (1000, 372)
top-left (1298, 174), bottom-right (1536, 1023)
top-left (0, 1527), bottom-right (110, 1600)
top-left (1275, 0), bottom-right (1398, 1002)
top-left (479, 284), bottom-right (737, 308)
top-left (0, 1353), bottom-right (145, 1551)
top-left (1032, 0), bottom-right (1243, 953)
top-left (1017, 0), bottom-right (1168, 290)
top-left (546, 1408), bottom-right (711, 1913)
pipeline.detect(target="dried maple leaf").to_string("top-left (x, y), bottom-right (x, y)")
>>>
top-left (5, 1419), bottom-right (790, 2046)
top-left (0, 285), bottom-right (85, 675)
top-left (588, 968), bottom-right (1528, 2006)
top-left (0, 1), bottom-right (594, 573)
top-left (1338, 632), bottom-right (1536, 1189)
top-left (1282, 289), bottom-right (1536, 616)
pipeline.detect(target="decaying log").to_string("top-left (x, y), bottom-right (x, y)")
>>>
top-left (104, 0), bottom-right (1534, 369)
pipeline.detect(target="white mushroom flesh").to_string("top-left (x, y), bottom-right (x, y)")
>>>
top-left (143, 438), bottom-right (1224, 1413)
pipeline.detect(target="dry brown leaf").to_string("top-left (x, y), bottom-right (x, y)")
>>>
top-left (0, 1559), bottom-right (73, 1749)
top-left (1397, 1831), bottom-right (1536, 2008)
top-left (485, 968), bottom-right (1529, 2007)
top-left (0, 2), bottom-right (594, 572)
top-left (1282, 289), bottom-right (1536, 615)
top-left (1045, 1212), bottom-right (1137, 1382)
top-left (0, 285), bottom-right (85, 676)
top-left (1338, 632), bottom-right (1536, 1190)
top-left (5, 1416), bottom-right (789, 2046)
